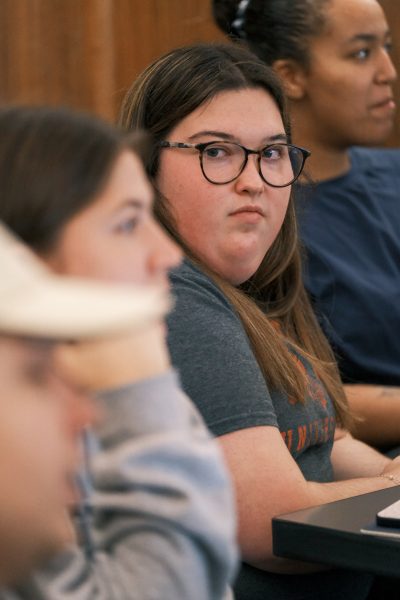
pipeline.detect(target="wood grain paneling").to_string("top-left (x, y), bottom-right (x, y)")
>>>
top-left (0, 0), bottom-right (116, 117)
top-left (379, 0), bottom-right (400, 146)
top-left (112, 0), bottom-right (224, 114)
top-left (0, 0), bottom-right (223, 121)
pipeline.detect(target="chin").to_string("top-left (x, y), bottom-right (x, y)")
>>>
top-left (362, 122), bottom-right (395, 146)
top-left (209, 247), bottom-right (265, 286)
top-left (225, 264), bottom-right (261, 286)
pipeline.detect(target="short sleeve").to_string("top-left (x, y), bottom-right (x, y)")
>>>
top-left (167, 262), bottom-right (278, 437)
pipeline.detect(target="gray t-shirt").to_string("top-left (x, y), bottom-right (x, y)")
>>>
top-left (167, 259), bottom-right (373, 600)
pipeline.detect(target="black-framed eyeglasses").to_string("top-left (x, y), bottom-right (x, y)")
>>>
top-left (160, 140), bottom-right (310, 188)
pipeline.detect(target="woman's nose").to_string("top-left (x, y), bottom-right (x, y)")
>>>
top-left (376, 47), bottom-right (397, 85)
top-left (147, 218), bottom-right (182, 275)
top-left (234, 155), bottom-right (264, 195)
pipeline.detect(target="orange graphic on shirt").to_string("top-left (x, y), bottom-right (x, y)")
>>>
top-left (281, 416), bottom-right (336, 454)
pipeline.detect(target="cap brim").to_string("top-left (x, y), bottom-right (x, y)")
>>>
top-left (0, 274), bottom-right (171, 340)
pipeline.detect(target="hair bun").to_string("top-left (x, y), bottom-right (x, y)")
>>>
top-left (212, 0), bottom-right (242, 37)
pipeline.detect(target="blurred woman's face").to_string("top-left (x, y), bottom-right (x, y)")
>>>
top-left (0, 337), bottom-right (94, 584)
top-left (157, 88), bottom-right (291, 285)
top-left (47, 150), bottom-right (181, 288)
top-left (298, 0), bottom-right (397, 147)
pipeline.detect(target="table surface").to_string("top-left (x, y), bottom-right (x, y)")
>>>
top-left (272, 485), bottom-right (400, 577)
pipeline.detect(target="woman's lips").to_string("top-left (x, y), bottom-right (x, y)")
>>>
top-left (230, 205), bottom-right (265, 223)
top-left (370, 97), bottom-right (396, 112)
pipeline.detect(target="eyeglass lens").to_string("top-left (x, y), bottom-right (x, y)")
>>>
top-left (201, 142), bottom-right (304, 186)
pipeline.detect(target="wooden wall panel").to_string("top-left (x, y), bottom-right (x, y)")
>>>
top-left (112, 0), bottom-right (224, 116)
top-left (379, 0), bottom-right (400, 146)
top-left (0, 0), bottom-right (117, 117)
top-left (0, 0), bottom-right (223, 122)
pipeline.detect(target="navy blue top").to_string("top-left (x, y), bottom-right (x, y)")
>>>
top-left (297, 146), bottom-right (400, 385)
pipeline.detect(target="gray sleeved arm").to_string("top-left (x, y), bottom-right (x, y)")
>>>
top-left (17, 370), bottom-right (238, 600)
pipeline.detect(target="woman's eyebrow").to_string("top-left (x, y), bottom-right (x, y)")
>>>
top-left (187, 131), bottom-right (288, 144)
top-left (188, 130), bottom-right (234, 141)
top-left (263, 133), bottom-right (288, 144)
top-left (346, 30), bottom-right (392, 45)
top-left (112, 199), bottom-right (145, 212)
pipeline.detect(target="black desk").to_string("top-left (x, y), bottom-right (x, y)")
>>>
top-left (272, 486), bottom-right (400, 577)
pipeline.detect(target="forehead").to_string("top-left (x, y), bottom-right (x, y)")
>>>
top-left (170, 88), bottom-right (285, 141)
top-left (91, 149), bottom-right (153, 212)
top-left (110, 150), bottom-right (150, 193)
top-left (322, 0), bottom-right (389, 43)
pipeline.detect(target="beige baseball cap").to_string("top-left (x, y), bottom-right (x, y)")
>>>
top-left (0, 223), bottom-right (171, 339)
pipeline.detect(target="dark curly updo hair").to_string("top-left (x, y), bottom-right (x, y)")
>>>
top-left (212, 0), bottom-right (331, 68)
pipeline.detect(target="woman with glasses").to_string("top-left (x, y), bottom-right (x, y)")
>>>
top-left (120, 42), bottom-right (400, 600)
top-left (213, 0), bottom-right (400, 455)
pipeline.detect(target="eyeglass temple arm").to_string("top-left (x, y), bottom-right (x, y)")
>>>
top-left (160, 141), bottom-right (193, 149)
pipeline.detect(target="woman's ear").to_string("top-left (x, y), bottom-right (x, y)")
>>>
top-left (272, 59), bottom-right (307, 100)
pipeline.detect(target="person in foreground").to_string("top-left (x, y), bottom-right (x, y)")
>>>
top-left (0, 221), bottom-right (164, 585)
top-left (0, 106), bottom-right (237, 600)
top-left (213, 0), bottom-right (400, 452)
top-left (120, 42), bottom-right (400, 600)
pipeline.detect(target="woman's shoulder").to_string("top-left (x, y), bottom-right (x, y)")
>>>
top-left (170, 258), bottom-right (219, 288)
top-left (167, 258), bottom-right (256, 367)
top-left (169, 258), bottom-right (234, 312)
top-left (350, 146), bottom-right (400, 173)
top-left (167, 260), bottom-right (277, 437)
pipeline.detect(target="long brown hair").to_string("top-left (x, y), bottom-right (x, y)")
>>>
top-left (119, 42), bottom-right (349, 425)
